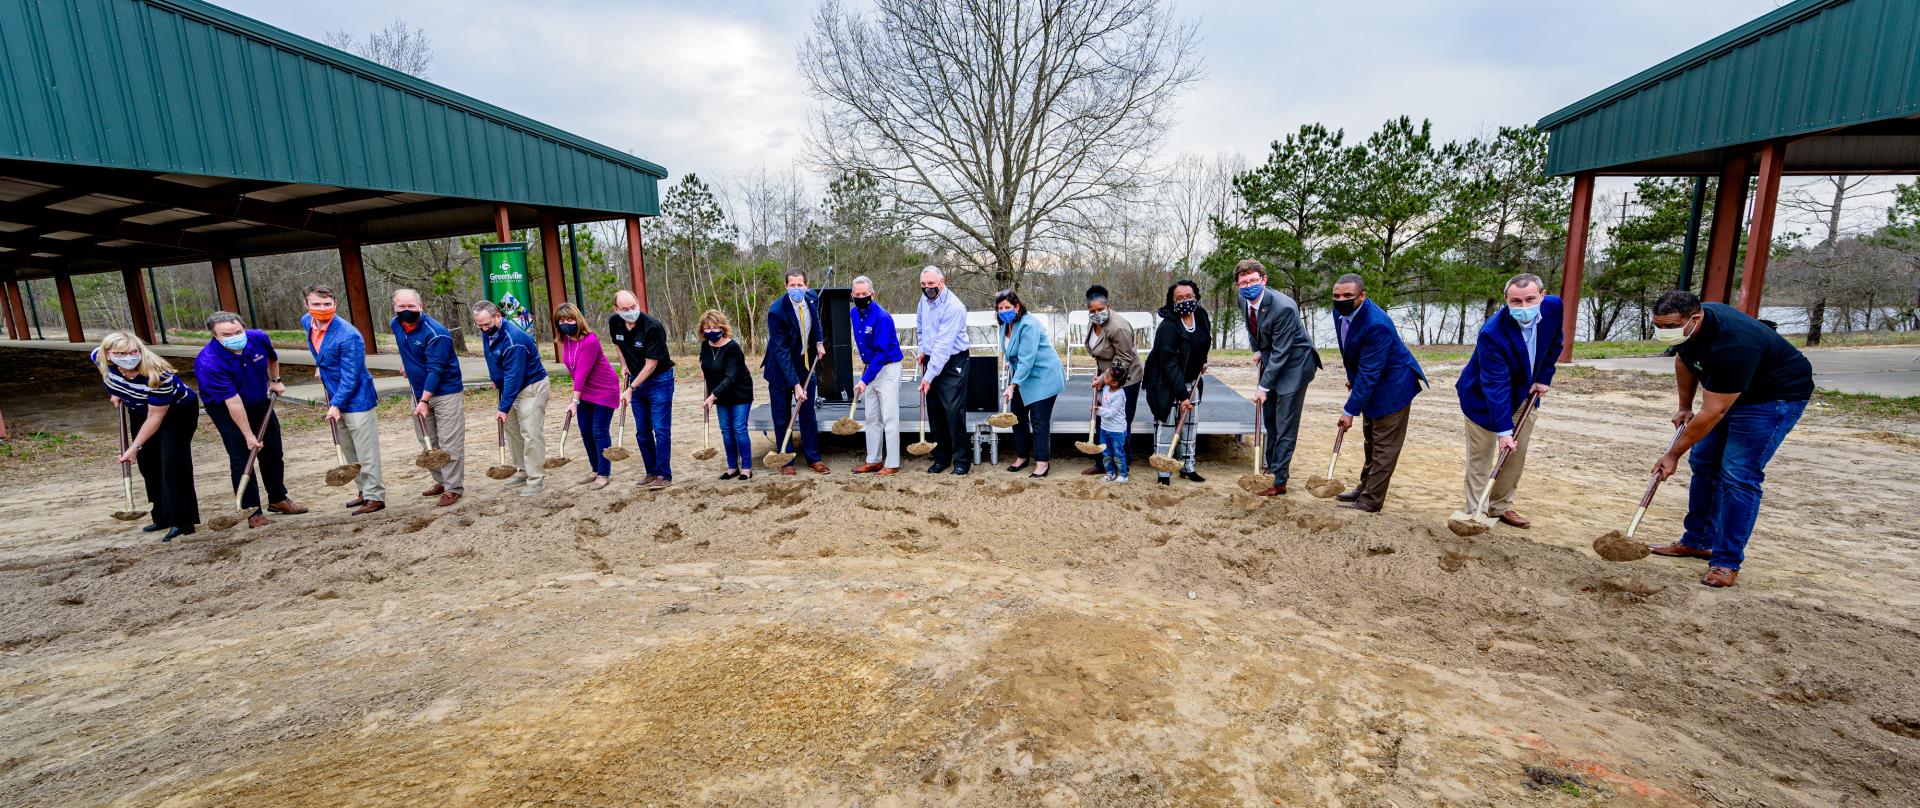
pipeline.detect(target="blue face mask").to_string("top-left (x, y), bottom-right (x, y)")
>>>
top-left (1238, 283), bottom-right (1264, 302)
top-left (997, 309), bottom-right (1018, 325)
top-left (786, 288), bottom-right (806, 303)
top-left (219, 334), bottom-right (248, 352)
top-left (704, 330), bottom-right (724, 343)
top-left (1509, 304), bottom-right (1542, 325)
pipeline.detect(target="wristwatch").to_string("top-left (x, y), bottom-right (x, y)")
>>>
top-left (272, 377), bottom-right (283, 383)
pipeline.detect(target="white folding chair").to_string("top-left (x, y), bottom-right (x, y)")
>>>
top-left (966, 310), bottom-right (1002, 354)
top-left (1119, 311), bottom-right (1156, 360)
top-left (1062, 309), bottom-right (1091, 377)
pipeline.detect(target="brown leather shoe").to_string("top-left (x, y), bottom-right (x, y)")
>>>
top-left (1701, 566), bottom-right (1738, 588)
top-left (1647, 541), bottom-right (1711, 559)
top-left (1338, 502), bottom-right (1381, 513)
top-left (1254, 484), bottom-right (1286, 497)
top-left (808, 461), bottom-right (830, 474)
top-left (1335, 489), bottom-right (1360, 503)
top-left (247, 513), bottom-right (270, 529)
top-left (1497, 510), bottom-right (1530, 529)
top-left (421, 484), bottom-right (445, 497)
top-left (266, 500), bottom-right (307, 515)
top-left (344, 496), bottom-right (367, 508)
top-left (877, 467), bottom-right (899, 476)
top-left (780, 466), bottom-right (798, 476)
top-left (352, 500), bottom-right (385, 515)
top-left (436, 492), bottom-right (462, 507)
top-left (852, 462), bottom-right (883, 474)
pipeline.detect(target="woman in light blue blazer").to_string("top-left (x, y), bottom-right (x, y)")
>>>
top-left (996, 289), bottom-right (1064, 478)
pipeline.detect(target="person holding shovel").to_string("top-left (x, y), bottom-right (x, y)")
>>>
top-left (1329, 274), bottom-right (1426, 513)
top-left (1456, 274), bottom-right (1562, 529)
top-left (474, 299), bottom-right (551, 496)
top-left (915, 267), bottom-right (973, 475)
top-left (997, 289), bottom-right (1063, 478)
top-left (606, 290), bottom-right (675, 489)
top-left (303, 285), bottom-right (386, 515)
top-left (1643, 290), bottom-right (1813, 588)
top-left (699, 310), bottom-right (755, 480)
top-left (848, 276), bottom-right (904, 476)
top-left (1236, 260), bottom-right (1320, 496)
top-left (391, 289), bottom-right (465, 507)
top-left (555, 303), bottom-right (618, 490)
top-left (1144, 280), bottom-right (1211, 486)
top-left (763, 270), bottom-right (829, 476)
top-left (92, 333), bottom-right (200, 541)
top-left (196, 313), bottom-right (305, 528)
top-left (1080, 285), bottom-right (1142, 476)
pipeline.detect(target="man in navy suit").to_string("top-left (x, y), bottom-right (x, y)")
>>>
top-left (1330, 273), bottom-right (1426, 512)
top-left (763, 270), bottom-right (829, 474)
top-left (1456, 274), bottom-right (1561, 528)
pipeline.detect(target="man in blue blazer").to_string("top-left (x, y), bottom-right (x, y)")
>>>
top-left (1331, 274), bottom-right (1426, 512)
top-left (302, 284), bottom-right (385, 514)
top-left (763, 270), bottom-right (829, 474)
top-left (1456, 274), bottom-right (1561, 528)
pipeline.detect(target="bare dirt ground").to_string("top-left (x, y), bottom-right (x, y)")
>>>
top-left (2, 348), bottom-right (1918, 807)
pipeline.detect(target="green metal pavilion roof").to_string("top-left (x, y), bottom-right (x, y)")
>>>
top-left (0, 0), bottom-right (665, 278)
top-left (1537, 0), bottom-right (1920, 177)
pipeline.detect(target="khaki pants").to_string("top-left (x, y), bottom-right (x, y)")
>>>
top-left (1462, 405), bottom-right (1535, 515)
top-left (504, 378), bottom-right (550, 484)
top-left (863, 362), bottom-right (901, 467)
top-left (423, 391), bottom-right (466, 493)
top-left (338, 409), bottom-right (385, 501)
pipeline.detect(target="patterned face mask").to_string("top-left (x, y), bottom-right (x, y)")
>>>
top-left (1173, 300), bottom-right (1197, 315)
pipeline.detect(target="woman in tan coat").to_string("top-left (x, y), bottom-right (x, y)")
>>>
top-left (1081, 285), bottom-right (1144, 475)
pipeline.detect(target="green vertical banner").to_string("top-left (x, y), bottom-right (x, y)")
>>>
top-left (479, 242), bottom-right (535, 331)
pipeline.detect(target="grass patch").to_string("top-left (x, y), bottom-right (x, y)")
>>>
top-left (1810, 390), bottom-right (1920, 421)
top-left (0, 429), bottom-right (90, 462)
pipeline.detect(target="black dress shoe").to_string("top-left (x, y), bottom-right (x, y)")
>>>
top-left (951, 464), bottom-right (970, 476)
top-left (1181, 470), bottom-right (1205, 483)
top-left (1338, 502), bottom-right (1380, 513)
top-left (1335, 489), bottom-right (1359, 503)
top-left (142, 523), bottom-right (166, 533)
top-left (1006, 460), bottom-right (1031, 473)
top-left (160, 526), bottom-right (193, 542)
top-left (1029, 465), bottom-right (1049, 479)
top-left (1157, 475), bottom-right (1171, 485)
top-left (719, 471), bottom-right (739, 480)
top-left (927, 461), bottom-right (950, 474)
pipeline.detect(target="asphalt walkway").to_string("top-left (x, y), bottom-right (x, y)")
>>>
top-left (1577, 346), bottom-right (1920, 397)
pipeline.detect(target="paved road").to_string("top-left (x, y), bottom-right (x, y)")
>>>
top-left (1578, 346), bottom-right (1920, 397)
top-left (0, 338), bottom-right (565, 405)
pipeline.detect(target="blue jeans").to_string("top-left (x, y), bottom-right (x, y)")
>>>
top-left (715, 402), bottom-right (752, 471)
top-left (1100, 428), bottom-right (1130, 477)
top-left (768, 376), bottom-right (821, 466)
top-left (576, 401), bottom-right (614, 476)
top-left (1680, 399), bottom-right (1805, 571)
top-left (630, 369), bottom-right (675, 480)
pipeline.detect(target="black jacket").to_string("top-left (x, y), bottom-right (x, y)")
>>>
top-left (1143, 304), bottom-right (1210, 421)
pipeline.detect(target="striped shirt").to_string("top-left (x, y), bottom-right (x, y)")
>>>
top-left (92, 350), bottom-right (197, 412)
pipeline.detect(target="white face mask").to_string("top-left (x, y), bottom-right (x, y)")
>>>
top-left (617, 309), bottom-right (641, 323)
top-left (110, 354), bottom-right (142, 370)
top-left (1654, 317), bottom-right (1697, 346)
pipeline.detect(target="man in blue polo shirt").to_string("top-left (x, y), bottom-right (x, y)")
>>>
top-left (474, 299), bottom-right (551, 496)
top-left (302, 284), bottom-right (385, 514)
top-left (196, 311), bottom-right (308, 529)
top-left (848, 275), bottom-right (904, 474)
top-left (391, 288), bottom-right (465, 506)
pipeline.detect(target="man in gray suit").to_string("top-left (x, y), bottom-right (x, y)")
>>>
top-left (1236, 259), bottom-right (1322, 496)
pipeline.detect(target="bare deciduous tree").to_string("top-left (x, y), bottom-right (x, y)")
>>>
top-left (802, 0), bottom-right (1201, 290)
top-left (324, 19), bottom-right (434, 78)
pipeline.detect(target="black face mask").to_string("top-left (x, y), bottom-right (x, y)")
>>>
top-left (852, 296), bottom-right (872, 311)
top-left (481, 322), bottom-right (500, 336)
top-left (1332, 298), bottom-right (1360, 317)
top-left (922, 287), bottom-right (939, 300)
top-left (396, 310), bottom-right (421, 325)
top-left (557, 322), bottom-right (578, 337)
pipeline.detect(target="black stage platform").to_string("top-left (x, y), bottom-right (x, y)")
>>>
top-left (747, 372), bottom-right (1254, 436)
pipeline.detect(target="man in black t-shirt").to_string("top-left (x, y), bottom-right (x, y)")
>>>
top-left (607, 290), bottom-right (676, 487)
top-left (1644, 291), bottom-right (1812, 588)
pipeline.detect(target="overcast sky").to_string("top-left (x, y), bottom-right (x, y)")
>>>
top-left (218, 0), bottom-right (1796, 182)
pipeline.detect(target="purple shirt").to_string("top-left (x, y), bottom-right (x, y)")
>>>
top-left (194, 330), bottom-right (278, 404)
top-left (563, 332), bottom-right (621, 409)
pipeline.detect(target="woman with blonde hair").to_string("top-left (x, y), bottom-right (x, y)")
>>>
top-left (554, 302), bottom-right (619, 489)
top-left (699, 309), bottom-right (754, 480)
top-left (93, 331), bottom-right (200, 541)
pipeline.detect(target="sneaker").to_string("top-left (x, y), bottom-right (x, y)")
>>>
top-left (504, 473), bottom-right (528, 489)
top-left (1103, 473), bottom-right (1116, 482)
top-left (587, 477), bottom-right (609, 491)
top-left (577, 472), bottom-right (599, 486)
top-left (518, 481), bottom-right (544, 497)
top-left (1116, 475), bottom-right (1129, 484)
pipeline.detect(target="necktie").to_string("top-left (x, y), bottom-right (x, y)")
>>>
top-left (1249, 303), bottom-right (1260, 349)
top-left (796, 301), bottom-right (811, 370)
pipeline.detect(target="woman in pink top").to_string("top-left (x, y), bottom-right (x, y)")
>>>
top-left (555, 303), bottom-right (620, 489)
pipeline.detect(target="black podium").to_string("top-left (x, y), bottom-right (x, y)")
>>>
top-left (816, 287), bottom-right (855, 404)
